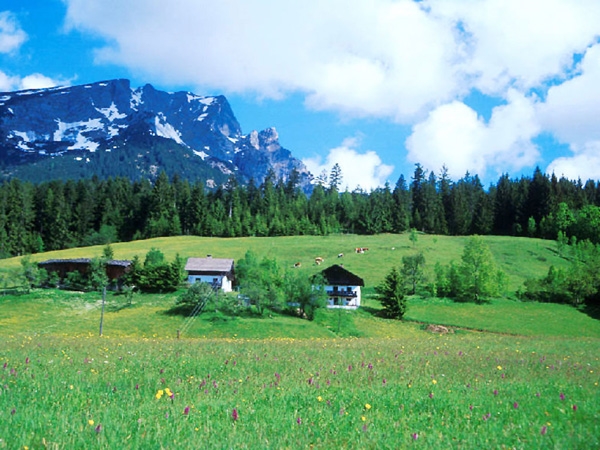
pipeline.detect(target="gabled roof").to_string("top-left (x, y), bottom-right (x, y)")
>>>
top-left (185, 257), bottom-right (234, 273)
top-left (318, 264), bottom-right (364, 286)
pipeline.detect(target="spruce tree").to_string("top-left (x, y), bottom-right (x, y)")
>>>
top-left (375, 267), bottom-right (406, 319)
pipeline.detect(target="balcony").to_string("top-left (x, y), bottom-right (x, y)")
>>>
top-left (326, 290), bottom-right (357, 298)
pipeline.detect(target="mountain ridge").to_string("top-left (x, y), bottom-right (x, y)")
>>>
top-left (0, 79), bottom-right (312, 189)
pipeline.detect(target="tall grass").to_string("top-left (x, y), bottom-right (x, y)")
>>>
top-left (1, 334), bottom-right (598, 448)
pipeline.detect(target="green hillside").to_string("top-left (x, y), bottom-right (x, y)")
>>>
top-left (0, 233), bottom-right (569, 291)
top-left (2, 233), bottom-right (598, 339)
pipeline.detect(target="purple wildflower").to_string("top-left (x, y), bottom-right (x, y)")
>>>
top-left (135, 384), bottom-right (139, 390)
top-left (11, 408), bottom-right (16, 415)
top-left (493, 389), bottom-right (498, 396)
top-left (560, 392), bottom-right (565, 401)
top-left (232, 408), bottom-right (239, 421)
top-left (296, 417), bottom-right (302, 425)
top-left (572, 404), bottom-right (578, 412)
top-left (95, 424), bottom-right (102, 433)
top-left (541, 425), bottom-right (547, 435)
top-left (412, 433), bottom-right (419, 440)
top-left (25, 357), bottom-right (29, 364)
top-left (513, 402), bottom-right (518, 409)
top-left (183, 406), bottom-right (190, 415)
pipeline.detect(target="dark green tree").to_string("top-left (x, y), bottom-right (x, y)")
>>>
top-left (375, 267), bottom-right (406, 319)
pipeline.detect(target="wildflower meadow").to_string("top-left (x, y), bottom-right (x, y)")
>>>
top-left (1, 332), bottom-right (598, 448)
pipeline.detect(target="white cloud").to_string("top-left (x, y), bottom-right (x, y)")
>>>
top-left (428, 0), bottom-right (600, 94)
top-left (537, 43), bottom-right (600, 181)
top-left (19, 74), bottom-right (62, 90)
top-left (406, 90), bottom-right (540, 178)
top-left (0, 71), bottom-right (63, 92)
top-left (0, 70), bottom-right (19, 91)
top-left (539, 43), bottom-right (600, 148)
top-left (63, 0), bottom-right (462, 121)
top-left (303, 137), bottom-right (394, 191)
top-left (547, 141), bottom-right (600, 182)
top-left (0, 11), bottom-right (27, 53)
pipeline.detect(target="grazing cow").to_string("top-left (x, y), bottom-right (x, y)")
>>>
top-left (355, 247), bottom-right (369, 254)
top-left (293, 262), bottom-right (302, 268)
top-left (338, 253), bottom-right (344, 258)
top-left (314, 257), bottom-right (324, 265)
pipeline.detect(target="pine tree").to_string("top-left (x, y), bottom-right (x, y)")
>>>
top-left (375, 267), bottom-right (406, 319)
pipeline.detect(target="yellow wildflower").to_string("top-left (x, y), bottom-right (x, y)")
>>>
top-left (317, 396), bottom-right (323, 402)
top-left (365, 403), bottom-right (371, 410)
top-left (432, 379), bottom-right (437, 384)
top-left (156, 389), bottom-right (164, 399)
top-left (88, 419), bottom-right (94, 426)
top-left (497, 366), bottom-right (502, 370)
top-left (361, 416), bottom-right (366, 421)
top-left (165, 388), bottom-right (173, 397)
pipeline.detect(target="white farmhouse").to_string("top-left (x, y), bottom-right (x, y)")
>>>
top-left (317, 264), bottom-right (365, 309)
top-left (185, 256), bottom-right (235, 292)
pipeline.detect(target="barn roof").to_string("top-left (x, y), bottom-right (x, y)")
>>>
top-left (38, 259), bottom-right (131, 267)
top-left (185, 257), bottom-right (234, 273)
top-left (318, 264), bottom-right (364, 286)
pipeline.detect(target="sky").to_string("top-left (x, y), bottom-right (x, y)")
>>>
top-left (1, 0), bottom-right (599, 191)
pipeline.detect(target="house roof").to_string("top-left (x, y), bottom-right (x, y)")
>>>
top-left (185, 257), bottom-right (234, 273)
top-left (318, 264), bottom-right (364, 286)
top-left (38, 259), bottom-right (131, 267)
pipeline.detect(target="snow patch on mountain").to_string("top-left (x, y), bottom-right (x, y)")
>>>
top-left (96, 102), bottom-right (127, 122)
top-left (154, 114), bottom-right (184, 144)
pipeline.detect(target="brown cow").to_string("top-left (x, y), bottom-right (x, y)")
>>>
top-left (314, 257), bottom-right (324, 265)
top-left (293, 262), bottom-right (302, 268)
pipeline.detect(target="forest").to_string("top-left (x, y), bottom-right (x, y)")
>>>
top-left (0, 163), bottom-right (599, 258)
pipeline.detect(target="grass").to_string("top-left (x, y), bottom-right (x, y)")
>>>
top-left (0, 234), bottom-right (598, 447)
top-left (0, 233), bottom-right (570, 293)
top-left (1, 333), bottom-right (598, 448)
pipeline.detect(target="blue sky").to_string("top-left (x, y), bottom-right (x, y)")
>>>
top-left (1, 0), bottom-right (599, 190)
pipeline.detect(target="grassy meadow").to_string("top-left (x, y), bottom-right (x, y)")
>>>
top-left (1, 234), bottom-right (599, 448)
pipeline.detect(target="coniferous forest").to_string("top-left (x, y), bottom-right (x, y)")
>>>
top-left (1, 163), bottom-right (600, 258)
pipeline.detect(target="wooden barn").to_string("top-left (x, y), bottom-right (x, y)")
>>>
top-left (37, 258), bottom-right (131, 281)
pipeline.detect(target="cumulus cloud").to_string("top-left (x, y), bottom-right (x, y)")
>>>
top-left (0, 11), bottom-right (27, 53)
top-left (0, 70), bottom-right (63, 92)
top-left (63, 0), bottom-right (463, 121)
top-left (303, 137), bottom-right (394, 191)
top-left (547, 142), bottom-right (600, 182)
top-left (429, 0), bottom-right (600, 94)
top-left (538, 44), bottom-right (600, 148)
top-left (406, 90), bottom-right (540, 179)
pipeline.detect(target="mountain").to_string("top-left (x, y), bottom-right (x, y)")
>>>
top-left (0, 79), bottom-right (313, 189)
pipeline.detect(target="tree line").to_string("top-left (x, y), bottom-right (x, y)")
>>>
top-left (1, 164), bottom-right (600, 258)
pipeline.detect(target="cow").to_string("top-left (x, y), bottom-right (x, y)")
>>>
top-left (314, 257), bottom-right (324, 265)
top-left (293, 262), bottom-right (302, 268)
top-left (355, 247), bottom-right (369, 254)
top-left (338, 253), bottom-right (344, 258)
